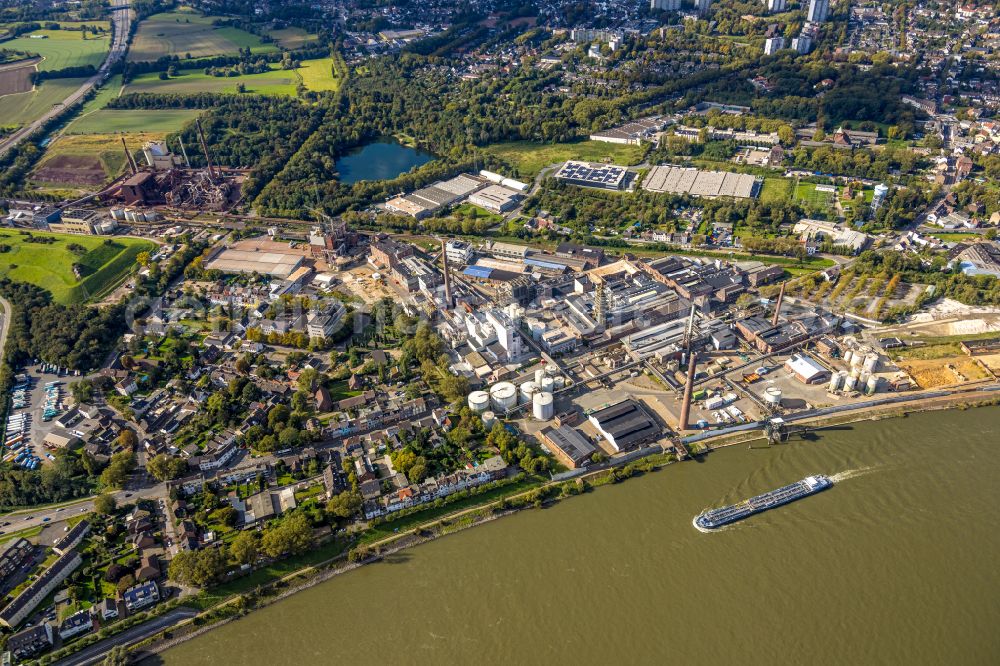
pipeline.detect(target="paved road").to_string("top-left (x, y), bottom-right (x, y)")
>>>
top-left (54, 607), bottom-right (198, 666)
top-left (0, 0), bottom-right (132, 158)
top-left (0, 297), bottom-right (11, 376)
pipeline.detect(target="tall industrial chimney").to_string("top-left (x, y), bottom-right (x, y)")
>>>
top-left (683, 302), bottom-right (697, 352)
top-left (177, 135), bottom-right (191, 168)
top-left (120, 135), bottom-right (138, 176)
top-left (195, 119), bottom-right (216, 182)
top-left (772, 282), bottom-right (786, 327)
top-left (441, 239), bottom-right (453, 309)
top-left (679, 352), bottom-right (698, 431)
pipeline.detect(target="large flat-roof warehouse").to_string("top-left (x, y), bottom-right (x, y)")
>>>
top-left (587, 399), bottom-right (661, 452)
top-left (554, 161), bottom-right (629, 190)
top-left (205, 248), bottom-right (305, 278)
top-left (643, 165), bottom-right (760, 199)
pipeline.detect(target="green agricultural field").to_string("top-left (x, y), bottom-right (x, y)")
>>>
top-left (66, 109), bottom-right (200, 134)
top-left (269, 27), bottom-right (319, 50)
top-left (125, 66), bottom-right (298, 96)
top-left (128, 10), bottom-right (278, 62)
top-left (485, 139), bottom-right (650, 178)
top-left (759, 177), bottom-right (792, 202)
top-left (0, 77), bottom-right (87, 129)
top-left (298, 57), bottom-right (340, 92)
top-left (0, 229), bottom-right (155, 303)
top-left (2, 29), bottom-right (109, 71)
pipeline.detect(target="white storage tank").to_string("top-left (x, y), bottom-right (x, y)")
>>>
top-left (843, 349), bottom-right (854, 364)
top-left (553, 375), bottom-right (565, 390)
top-left (540, 376), bottom-right (555, 394)
top-left (866, 375), bottom-right (880, 395)
top-left (482, 411), bottom-right (496, 429)
top-left (528, 321), bottom-right (546, 342)
top-left (490, 382), bottom-right (517, 412)
top-left (468, 390), bottom-right (490, 414)
top-left (828, 372), bottom-right (843, 392)
top-left (144, 210), bottom-right (159, 222)
top-left (763, 387), bottom-right (782, 406)
top-left (545, 364), bottom-right (559, 377)
top-left (862, 353), bottom-right (879, 373)
top-left (532, 391), bottom-right (554, 421)
top-left (520, 381), bottom-right (539, 404)
top-left (110, 208), bottom-right (125, 221)
top-left (844, 374), bottom-right (858, 392)
top-left (534, 368), bottom-right (545, 384)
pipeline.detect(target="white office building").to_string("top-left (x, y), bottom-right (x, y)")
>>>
top-left (765, 0), bottom-right (787, 12)
top-left (650, 0), bottom-right (681, 9)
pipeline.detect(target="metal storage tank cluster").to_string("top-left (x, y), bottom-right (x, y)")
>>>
top-left (532, 392), bottom-right (554, 420)
top-left (490, 382), bottom-right (517, 412)
top-left (468, 390), bottom-right (490, 414)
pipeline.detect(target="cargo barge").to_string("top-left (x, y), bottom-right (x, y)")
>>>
top-left (694, 475), bottom-right (832, 530)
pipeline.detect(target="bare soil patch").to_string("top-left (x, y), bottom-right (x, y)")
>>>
top-left (0, 59), bottom-right (37, 96)
top-left (32, 154), bottom-right (106, 186)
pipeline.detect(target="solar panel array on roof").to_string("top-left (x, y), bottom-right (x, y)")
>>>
top-left (554, 161), bottom-right (628, 189)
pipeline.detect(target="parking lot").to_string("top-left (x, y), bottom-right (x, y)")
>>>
top-left (4, 364), bottom-right (83, 468)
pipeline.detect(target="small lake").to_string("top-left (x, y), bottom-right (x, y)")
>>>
top-left (335, 138), bottom-right (435, 184)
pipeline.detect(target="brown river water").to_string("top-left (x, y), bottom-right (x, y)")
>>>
top-left (158, 407), bottom-right (1000, 665)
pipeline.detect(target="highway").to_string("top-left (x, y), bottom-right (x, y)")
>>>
top-left (0, 0), bottom-right (132, 158)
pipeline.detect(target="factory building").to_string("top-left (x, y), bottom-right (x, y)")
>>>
top-left (642, 165), bottom-right (760, 199)
top-left (468, 185), bottom-right (524, 213)
top-left (553, 161), bottom-right (629, 190)
top-left (541, 425), bottom-right (597, 469)
top-left (588, 400), bottom-right (660, 452)
top-left (785, 353), bottom-right (830, 384)
top-left (446, 239), bottom-right (475, 265)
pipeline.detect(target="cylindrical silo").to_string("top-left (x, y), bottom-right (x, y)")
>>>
top-left (553, 375), bottom-right (565, 390)
top-left (862, 353), bottom-right (879, 373)
top-left (532, 392), bottom-right (554, 421)
top-left (534, 369), bottom-right (545, 384)
top-left (468, 390), bottom-right (490, 414)
top-left (828, 372), bottom-right (843, 392)
top-left (490, 382), bottom-right (517, 412)
top-left (763, 387), bottom-right (782, 406)
top-left (520, 381), bottom-right (539, 404)
top-left (540, 377), bottom-right (555, 394)
top-left (866, 375), bottom-right (880, 395)
top-left (545, 365), bottom-right (559, 377)
top-left (482, 410), bottom-right (496, 429)
top-left (844, 374), bottom-right (858, 392)
top-left (843, 349), bottom-right (854, 364)
top-left (859, 370), bottom-right (870, 388)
